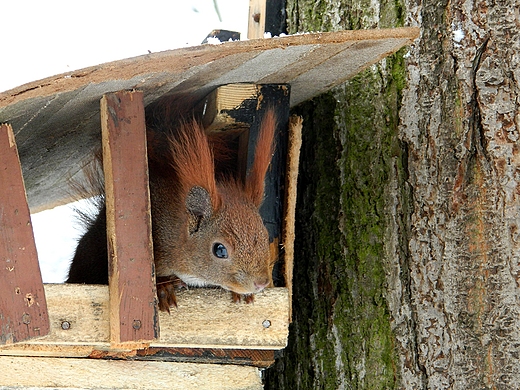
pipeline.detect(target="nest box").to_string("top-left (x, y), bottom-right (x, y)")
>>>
top-left (0, 27), bottom-right (418, 389)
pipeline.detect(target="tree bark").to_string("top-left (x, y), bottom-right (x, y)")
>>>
top-left (265, 0), bottom-right (520, 389)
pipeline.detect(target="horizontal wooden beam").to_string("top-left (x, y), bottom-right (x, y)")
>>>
top-left (0, 356), bottom-right (263, 390)
top-left (85, 347), bottom-right (276, 368)
top-left (0, 285), bottom-right (289, 357)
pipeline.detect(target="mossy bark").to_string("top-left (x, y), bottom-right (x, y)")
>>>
top-left (265, 1), bottom-right (411, 389)
top-left (266, 0), bottom-right (520, 389)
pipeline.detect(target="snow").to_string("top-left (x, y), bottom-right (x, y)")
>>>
top-left (0, 0), bottom-right (249, 93)
top-left (30, 199), bottom-right (94, 283)
top-left (453, 29), bottom-right (464, 43)
top-left (452, 23), bottom-right (465, 44)
top-left (2, 0), bottom-right (249, 282)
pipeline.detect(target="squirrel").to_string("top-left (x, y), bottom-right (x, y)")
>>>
top-left (66, 99), bottom-right (277, 312)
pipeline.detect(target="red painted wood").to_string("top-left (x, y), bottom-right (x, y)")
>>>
top-left (100, 92), bottom-right (158, 344)
top-left (0, 123), bottom-right (49, 344)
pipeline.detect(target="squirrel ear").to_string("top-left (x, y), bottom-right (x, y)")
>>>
top-left (186, 186), bottom-right (213, 234)
top-left (245, 109), bottom-right (276, 207)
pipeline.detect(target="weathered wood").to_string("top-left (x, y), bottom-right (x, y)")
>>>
top-left (248, 0), bottom-right (267, 39)
top-left (0, 285), bottom-right (289, 357)
top-left (0, 29), bottom-right (418, 213)
top-left (282, 115), bottom-right (302, 321)
top-left (100, 91), bottom-right (157, 346)
top-left (200, 84), bottom-right (260, 132)
top-left (0, 124), bottom-right (49, 344)
top-left (131, 347), bottom-right (276, 367)
top-left (0, 356), bottom-right (263, 390)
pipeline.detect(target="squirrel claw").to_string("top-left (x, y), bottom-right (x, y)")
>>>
top-left (231, 292), bottom-right (255, 304)
top-left (156, 275), bottom-right (186, 313)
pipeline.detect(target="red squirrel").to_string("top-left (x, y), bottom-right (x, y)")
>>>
top-left (67, 101), bottom-right (277, 312)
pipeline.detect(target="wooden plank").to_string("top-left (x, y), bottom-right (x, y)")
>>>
top-left (131, 347), bottom-right (275, 368)
top-left (248, 0), bottom-right (267, 39)
top-left (0, 356), bottom-right (263, 390)
top-left (0, 285), bottom-right (289, 357)
top-left (0, 124), bottom-right (49, 344)
top-left (0, 28), bottom-right (419, 213)
top-left (283, 115), bottom-right (303, 321)
top-left (100, 91), bottom-right (158, 346)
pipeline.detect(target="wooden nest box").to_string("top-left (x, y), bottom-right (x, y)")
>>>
top-left (0, 28), bottom-right (418, 389)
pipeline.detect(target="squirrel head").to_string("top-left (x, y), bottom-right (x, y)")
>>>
top-left (158, 109), bottom-right (276, 295)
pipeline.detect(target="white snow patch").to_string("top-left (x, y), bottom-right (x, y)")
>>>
top-left (452, 23), bottom-right (465, 44)
top-left (31, 199), bottom-right (92, 283)
top-left (453, 29), bottom-right (464, 42)
top-left (206, 36), bottom-right (222, 45)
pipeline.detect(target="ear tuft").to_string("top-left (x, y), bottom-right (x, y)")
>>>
top-left (245, 109), bottom-right (277, 207)
top-left (169, 120), bottom-right (222, 211)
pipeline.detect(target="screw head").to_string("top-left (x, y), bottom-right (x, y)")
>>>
top-left (61, 321), bottom-right (71, 330)
top-left (132, 320), bottom-right (142, 330)
top-left (22, 313), bottom-right (30, 324)
top-left (262, 319), bottom-right (271, 328)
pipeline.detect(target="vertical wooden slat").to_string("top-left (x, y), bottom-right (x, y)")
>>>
top-left (100, 91), bottom-right (158, 345)
top-left (282, 115), bottom-right (303, 321)
top-left (248, 0), bottom-right (267, 39)
top-left (0, 123), bottom-right (49, 344)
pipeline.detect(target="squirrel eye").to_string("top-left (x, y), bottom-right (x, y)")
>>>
top-left (213, 243), bottom-right (228, 259)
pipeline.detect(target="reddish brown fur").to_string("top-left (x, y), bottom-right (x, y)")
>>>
top-left (150, 108), bottom-right (277, 311)
top-left (68, 99), bottom-right (278, 313)
top-left (168, 120), bottom-right (222, 211)
top-left (245, 109), bottom-right (277, 206)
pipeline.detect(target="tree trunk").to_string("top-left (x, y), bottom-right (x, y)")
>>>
top-left (265, 0), bottom-right (520, 389)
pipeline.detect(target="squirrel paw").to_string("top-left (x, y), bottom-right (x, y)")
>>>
top-left (156, 276), bottom-right (187, 313)
top-left (231, 292), bottom-right (255, 304)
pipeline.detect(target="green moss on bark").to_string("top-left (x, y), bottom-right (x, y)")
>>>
top-left (264, 1), bottom-right (408, 389)
top-left (286, 0), bottom-right (405, 33)
top-left (265, 51), bottom-right (407, 389)
top-left (333, 52), bottom-right (407, 388)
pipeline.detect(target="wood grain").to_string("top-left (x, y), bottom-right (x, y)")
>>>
top-left (282, 115), bottom-right (303, 321)
top-left (100, 91), bottom-right (157, 346)
top-left (0, 124), bottom-right (49, 344)
top-left (0, 29), bottom-right (418, 213)
top-left (0, 285), bottom-right (288, 356)
top-left (0, 356), bottom-right (263, 389)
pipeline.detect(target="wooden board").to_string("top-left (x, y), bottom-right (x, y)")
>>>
top-left (100, 91), bottom-right (158, 346)
top-left (0, 28), bottom-right (418, 212)
top-left (0, 124), bottom-right (49, 344)
top-left (0, 356), bottom-right (263, 390)
top-left (282, 115), bottom-right (303, 321)
top-left (0, 285), bottom-right (289, 357)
